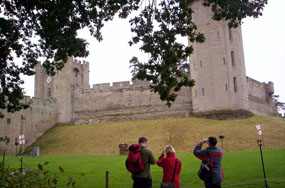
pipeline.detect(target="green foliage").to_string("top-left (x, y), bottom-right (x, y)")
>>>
top-left (0, 136), bottom-right (9, 145)
top-left (0, 0), bottom-right (268, 116)
top-left (203, 0), bottom-right (268, 28)
top-left (0, 161), bottom-right (77, 188)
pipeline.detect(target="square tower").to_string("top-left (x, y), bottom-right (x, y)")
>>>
top-left (189, 1), bottom-right (249, 113)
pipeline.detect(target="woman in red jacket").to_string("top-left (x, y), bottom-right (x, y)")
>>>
top-left (157, 145), bottom-right (182, 188)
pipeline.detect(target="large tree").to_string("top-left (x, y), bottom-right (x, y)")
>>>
top-left (0, 0), bottom-right (267, 117)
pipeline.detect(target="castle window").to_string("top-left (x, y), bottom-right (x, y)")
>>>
top-left (7, 118), bottom-right (11, 125)
top-left (229, 27), bottom-right (232, 41)
top-left (223, 57), bottom-right (226, 65)
top-left (233, 77), bottom-right (238, 92)
top-left (217, 31), bottom-right (220, 38)
top-left (231, 51), bottom-right (235, 66)
top-left (200, 61), bottom-right (203, 67)
top-left (225, 84), bottom-right (228, 91)
top-left (202, 88), bottom-right (205, 96)
top-left (73, 68), bottom-right (79, 77)
top-left (48, 88), bottom-right (51, 97)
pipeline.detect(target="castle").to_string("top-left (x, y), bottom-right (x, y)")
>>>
top-left (0, 1), bottom-right (278, 154)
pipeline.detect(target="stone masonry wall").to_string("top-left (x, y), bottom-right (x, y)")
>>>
top-left (0, 97), bottom-right (56, 155)
top-left (189, 0), bottom-right (249, 113)
top-left (73, 80), bottom-right (192, 125)
top-left (247, 77), bottom-right (277, 115)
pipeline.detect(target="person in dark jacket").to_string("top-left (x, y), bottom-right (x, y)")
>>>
top-left (133, 137), bottom-right (156, 188)
top-left (157, 145), bottom-right (182, 188)
top-left (193, 137), bottom-right (224, 188)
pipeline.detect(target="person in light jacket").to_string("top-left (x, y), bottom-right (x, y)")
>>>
top-left (157, 145), bottom-right (182, 188)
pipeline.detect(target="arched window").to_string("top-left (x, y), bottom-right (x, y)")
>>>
top-left (73, 68), bottom-right (79, 77)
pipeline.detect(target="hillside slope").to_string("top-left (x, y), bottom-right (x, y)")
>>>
top-left (28, 116), bottom-right (285, 155)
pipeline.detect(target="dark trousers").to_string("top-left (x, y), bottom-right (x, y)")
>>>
top-left (204, 181), bottom-right (221, 188)
top-left (133, 177), bottom-right (152, 188)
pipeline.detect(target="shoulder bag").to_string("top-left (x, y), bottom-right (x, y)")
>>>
top-left (197, 149), bottom-right (213, 181)
top-left (160, 158), bottom-right (178, 188)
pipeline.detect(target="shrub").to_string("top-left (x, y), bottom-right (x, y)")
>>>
top-left (0, 161), bottom-right (76, 188)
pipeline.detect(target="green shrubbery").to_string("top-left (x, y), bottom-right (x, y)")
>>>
top-left (0, 161), bottom-right (76, 188)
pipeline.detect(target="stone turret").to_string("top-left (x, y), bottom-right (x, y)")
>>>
top-left (34, 63), bottom-right (46, 99)
top-left (34, 57), bottom-right (90, 123)
top-left (189, 0), bottom-right (249, 113)
top-left (265, 82), bottom-right (274, 97)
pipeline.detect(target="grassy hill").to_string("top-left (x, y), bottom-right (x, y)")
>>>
top-left (27, 116), bottom-right (285, 155)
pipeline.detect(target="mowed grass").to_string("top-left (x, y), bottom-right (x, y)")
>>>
top-left (28, 116), bottom-right (285, 155)
top-left (4, 149), bottom-right (285, 188)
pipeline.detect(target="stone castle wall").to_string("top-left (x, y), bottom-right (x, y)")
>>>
top-left (247, 77), bottom-right (277, 115)
top-left (0, 97), bottom-right (56, 155)
top-left (73, 80), bottom-right (192, 125)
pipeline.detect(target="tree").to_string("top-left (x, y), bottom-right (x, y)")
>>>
top-left (0, 0), bottom-right (268, 117)
top-left (272, 95), bottom-right (285, 114)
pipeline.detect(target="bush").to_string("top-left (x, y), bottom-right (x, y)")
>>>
top-left (0, 161), bottom-right (76, 188)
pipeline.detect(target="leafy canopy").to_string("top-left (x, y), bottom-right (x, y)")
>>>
top-left (0, 0), bottom-right (267, 116)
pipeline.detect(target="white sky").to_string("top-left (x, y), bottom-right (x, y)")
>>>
top-left (23, 0), bottom-right (285, 103)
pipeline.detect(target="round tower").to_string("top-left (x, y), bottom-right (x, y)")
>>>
top-left (189, 1), bottom-right (249, 113)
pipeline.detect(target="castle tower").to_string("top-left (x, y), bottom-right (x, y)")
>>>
top-left (34, 57), bottom-right (90, 123)
top-left (34, 63), bottom-right (46, 99)
top-left (189, 1), bottom-right (249, 113)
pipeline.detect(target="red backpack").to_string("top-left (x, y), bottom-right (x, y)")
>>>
top-left (125, 144), bottom-right (144, 174)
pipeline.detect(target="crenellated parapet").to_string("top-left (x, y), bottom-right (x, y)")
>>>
top-left (77, 80), bottom-right (151, 93)
top-left (246, 77), bottom-right (277, 115)
top-left (31, 97), bottom-right (56, 107)
top-left (247, 77), bottom-right (268, 88)
top-left (247, 77), bottom-right (275, 96)
top-left (72, 58), bottom-right (89, 70)
top-left (21, 96), bottom-right (57, 111)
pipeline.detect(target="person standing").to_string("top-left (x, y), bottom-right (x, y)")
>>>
top-left (193, 137), bottom-right (224, 188)
top-left (133, 136), bottom-right (156, 188)
top-left (157, 145), bottom-right (182, 188)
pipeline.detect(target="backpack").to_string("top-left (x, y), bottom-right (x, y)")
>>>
top-left (125, 144), bottom-right (144, 174)
top-left (198, 149), bottom-right (214, 181)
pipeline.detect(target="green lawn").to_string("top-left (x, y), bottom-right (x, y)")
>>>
top-left (4, 149), bottom-right (285, 188)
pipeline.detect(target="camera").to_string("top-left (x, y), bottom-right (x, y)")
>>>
top-left (203, 139), bottom-right (208, 143)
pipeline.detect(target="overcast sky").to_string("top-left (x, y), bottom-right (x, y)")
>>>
top-left (23, 0), bottom-right (285, 103)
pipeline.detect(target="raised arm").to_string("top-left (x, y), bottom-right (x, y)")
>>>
top-left (193, 142), bottom-right (208, 161)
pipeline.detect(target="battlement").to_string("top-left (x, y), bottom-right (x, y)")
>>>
top-left (247, 77), bottom-right (268, 88)
top-left (247, 77), bottom-right (274, 94)
top-left (72, 57), bottom-right (89, 69)
top-left (27, 96), bottom-right (57, 107)
top-left (79, 80), bottom-right (151, 93)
